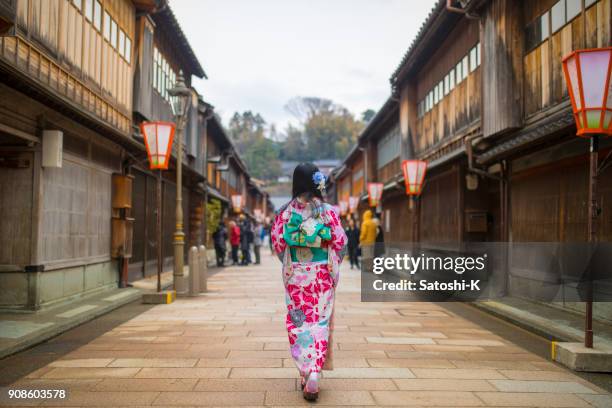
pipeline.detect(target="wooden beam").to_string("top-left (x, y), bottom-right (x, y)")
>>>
top-left (0, 122), bottom-right (39, 143)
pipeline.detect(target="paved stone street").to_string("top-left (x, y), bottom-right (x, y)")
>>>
top-left (1, 253), bottom-right (611, 407)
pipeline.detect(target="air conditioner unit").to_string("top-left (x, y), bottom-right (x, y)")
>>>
top-left (42, 130), bottom-right (63, 168)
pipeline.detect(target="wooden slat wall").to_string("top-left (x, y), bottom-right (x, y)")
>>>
top-left (376, 158), bottom-right (400, 184)
top-left (39, 157), bottom-right (112, 263)
top-left (351, 159), bottom-right (364, 195)
top-left (419, 167), bottom-right (461, 243)
top-left (415, 19), bottom-right (480, 154)
top-left (523, 0), bottom-right (611, 118)
top-left (4, 0), bottom-right (135, 133)
top-left (511, 151), bottom-right (612, 242)
top-left (383, 194), bottom-right (413, 243)
top-left (337, 174), bottom-right (350, 202)
top-left (0, 152), bottom-right (33, 266)
top-left (482, 0), bottom-right (524, 138)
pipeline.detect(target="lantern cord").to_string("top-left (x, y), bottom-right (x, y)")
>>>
top-left (598, 149), bottom-right (612, 175)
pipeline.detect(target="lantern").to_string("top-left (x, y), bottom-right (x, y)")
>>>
top-left (339, 200), bottom-right (348, 216)
top-left (140, 121), bottom-right (176, 170)
top-left (367, 182), bottom-right (384, 207)
top-left (562, 47), bottom-right (612, 137)
top-left (348, 196), bottom-right (359, 213)
top-left (231, 194), bottom-right (243, 213)
top-left (402, 160), bottom-right (427, 196)
top-left (168, 71), bottom-right (192, 121)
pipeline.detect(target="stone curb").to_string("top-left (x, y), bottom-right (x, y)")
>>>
top-left (0, 288), bottom-right (141, 360)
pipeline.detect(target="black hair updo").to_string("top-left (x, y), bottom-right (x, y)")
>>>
top-left (292, 162), bottom-right (324, 200)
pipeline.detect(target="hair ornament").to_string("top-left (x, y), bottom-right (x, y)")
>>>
top-left (312, 171), bottom-right (326, 193)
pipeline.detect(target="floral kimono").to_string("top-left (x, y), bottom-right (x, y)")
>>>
top-left (271, 198), bottom-right (347, 375)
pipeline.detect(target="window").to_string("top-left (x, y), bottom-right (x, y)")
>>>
top-left (469, 44), bottom-right (480, 72)
top-left (551, 0), bottom-right (565, 33)
top-left (72, 0), bottom-right (82, 11)
top-left (119, 30), bottom-right (125, 58)
top-left (586, 0), bottom-right (597, 8)
top-left (525, 11), bottom-right (549, 51)
top-left (438, 80), bottom-right (443, 101)
top-left (461, 56), bottom-right (468, 79)
top-left (103, 11), bottom-right (110, 40)
top-left (84, 0), bottom-right (93, 21)
top-left (152, 47), bottom-right (177, 102)
top-left (455, 61), bottom-right (463, 84)
top-left (566, 0), bottom-right (581, 21)
top-left (125, 37), bottom-right (131, 64)
top-left (110, 19), bottom-right (117, 48)
top-left (93, 1), bottom-right (102, 30)
top-left (444, 74), bottom-right (449, 96)
top-left (377, 124), bottom-right (400, 169)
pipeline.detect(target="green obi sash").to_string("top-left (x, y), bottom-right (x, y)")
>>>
top-left (289, 246), bottom-right (328, 263)
top-left (283, 211), bottom-right (331, 248)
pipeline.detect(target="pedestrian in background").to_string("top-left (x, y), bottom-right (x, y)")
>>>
top-left (373, 213), bottom-right (385, 258)
top-left (253, 220), bottom-right (264, 264)
top-left (212, 222), bottom-right (228, 267)
top-left (229, 220), bottom-right (241, 265)
top-left (271, 163), bottom-right (347, 401)
top-left (359, 209), bottom-right (377, 273)
top-left (345, 217), bottom-right (360, 269)
top-left (239, 215), bottom-right (253, 265)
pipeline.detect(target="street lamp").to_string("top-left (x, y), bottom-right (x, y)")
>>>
top-left (168, 70), bottom-right (192, 294)
top-left (402, 159), bottom-right (428, 244)
top-left (562, 47), bottom-right (612, 348)
top-left (140, 121), bottom-right (176, 293)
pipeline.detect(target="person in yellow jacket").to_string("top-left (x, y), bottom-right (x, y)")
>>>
top-left (359, 209), bottom-right (377, 272)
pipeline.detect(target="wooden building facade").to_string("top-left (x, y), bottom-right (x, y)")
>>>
top-left (332, 0), bottom-right (611, 320)
top-left (0, 0), bottom-right (151, 311)
top-left (0, 0), bottom-right (270, 311)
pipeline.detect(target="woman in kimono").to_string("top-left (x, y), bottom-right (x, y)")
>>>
top-left (271, 163), bottom-right (347, 401)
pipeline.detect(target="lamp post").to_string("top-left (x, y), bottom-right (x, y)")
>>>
top-left (140, 121), bottom-right (176, 293)
top-left (402, 159), bottom-right (428, 245)
top-left (562, 47), bottom-right (612, 348)
top-left (168, 71), bottom-right (192, 294)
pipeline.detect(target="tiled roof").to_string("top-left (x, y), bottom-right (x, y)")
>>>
top-left (389, 0), bottom-right (446, 87)
top-left (153, 3), bottom-right (207, 78)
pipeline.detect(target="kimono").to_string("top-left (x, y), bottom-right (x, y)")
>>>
top-left (271, 198), bottom-right (347, 375)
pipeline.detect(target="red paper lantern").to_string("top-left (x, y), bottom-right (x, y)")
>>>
top-left (402, 160), bottom-right (427, 196)
top-left (562, 47), bottom-right (612, 137)
top-left (140, 121), bottom-right (176, 170)
top-left (339, 200), bottom-right (348, 216)
top-left (367, 182), bottom-right (384, 207)
top-left (348, 196), bottom-right (359, 213)
top-left (231, 194), bottom-right (243, 213)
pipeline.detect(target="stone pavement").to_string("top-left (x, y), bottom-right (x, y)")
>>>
top-left (1, 252), bottom-right (611, 407)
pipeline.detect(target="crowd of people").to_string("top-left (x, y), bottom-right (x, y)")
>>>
top-left (210, 208), bottom-right (384, 271)
top-left (343, 209), bottom-right (385, 272)
top-left (211, 214), bottom-right (271, 267)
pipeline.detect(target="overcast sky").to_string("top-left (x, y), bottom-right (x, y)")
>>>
top-left (171, 0), bottom-right (436, 133)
